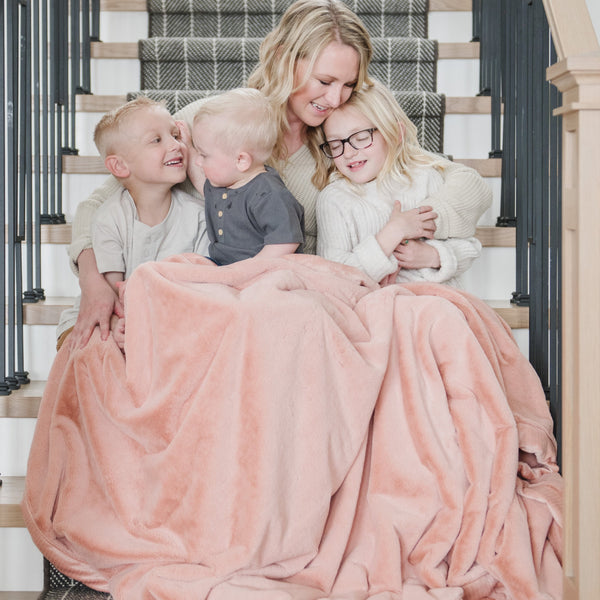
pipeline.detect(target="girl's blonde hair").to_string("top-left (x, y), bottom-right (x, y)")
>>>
top-left (247, 0), bottom-right (373, 161)
top-left (94, 96), bottom-right (167, 159)
top-left (313, 80), bottom-right (446, 190)
top-left (193, 88), bottom-right (278, 163)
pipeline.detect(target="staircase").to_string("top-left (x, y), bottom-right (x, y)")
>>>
top-left (0, 0), bottom-right (528, 595)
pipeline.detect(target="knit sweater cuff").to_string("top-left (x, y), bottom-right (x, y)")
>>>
top-left (422, 239), bottom-right (459, 283)
top-left (353, 236), bottom-right (398, 283)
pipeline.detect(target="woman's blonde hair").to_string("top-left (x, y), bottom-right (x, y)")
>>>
top-left (94, 96), bottom-right (167, 159)
top-left (247, 0), bottom-right (373, 161)
top-left (193, 88), bottom-right (277, 163)
top-left (313, 80), bottom-right (446, 190)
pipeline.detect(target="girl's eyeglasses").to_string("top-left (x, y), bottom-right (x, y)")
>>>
top-left (319, 128), bottom-right (377, 159)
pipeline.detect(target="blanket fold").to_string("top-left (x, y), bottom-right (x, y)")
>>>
top-left (22, 254), bottom-right (562, 599)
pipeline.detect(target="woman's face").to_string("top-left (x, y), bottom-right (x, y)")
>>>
top-left (288, 41), bottom-right (360, 128)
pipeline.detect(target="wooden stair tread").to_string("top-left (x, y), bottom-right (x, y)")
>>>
top-left (0, 382), bottom-right (44, 418)
top-left (22, 223), bottom-right (515, 248)
top-left (20, 297), bottom-right (75, 326)
top-left (77, 94), bottom-right (492, 114)
top-left (0, 476), bottom-right (26, 527)
top-left (12, 297), bottom-right (527, 328)
top-left (100, 0), bottom-right (472, 10)
top-left (64, 155), bottom-right (500, 177)
top-left (90, 41), bottom-right (479, 60)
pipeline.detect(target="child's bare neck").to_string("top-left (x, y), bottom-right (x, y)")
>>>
top-left (229, 165), bottom-right (267, 189)
top-left (125, 182), bottom-right (173, 227)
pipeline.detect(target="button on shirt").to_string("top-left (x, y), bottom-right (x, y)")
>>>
top-left (204, 166), bottom-right (304, 266)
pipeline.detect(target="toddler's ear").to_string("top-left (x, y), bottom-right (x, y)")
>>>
top-left (236, 151), bottom-right (253, 172)
top-left (105, 155), bottom-right (130, 179)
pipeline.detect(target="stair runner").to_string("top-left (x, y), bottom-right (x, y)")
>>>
top-left (42, 1), bottom-right (444, 596)
top-left (129, 0), bottom-right (445, 153)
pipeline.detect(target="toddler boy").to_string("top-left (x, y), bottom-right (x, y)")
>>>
top-left (189, 88), bottom-right (304, 266)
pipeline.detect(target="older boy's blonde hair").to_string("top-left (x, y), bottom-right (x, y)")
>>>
top-left (193, 88), bottom-right (277, 163)
top-left (313, 80), bottom-right (446, 190)
top-left (94, 96), bottom-right (167, 159)
top-left (247, 0), bottom-right (373, 161)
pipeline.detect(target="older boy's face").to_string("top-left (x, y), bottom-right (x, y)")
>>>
top-left (120, 107), bottom-right (188, 186)
top-left (191, 116), bottom-right (240, 189)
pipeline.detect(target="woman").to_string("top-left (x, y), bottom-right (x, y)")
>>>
top-left (65, 0), bottom-right (490, 349)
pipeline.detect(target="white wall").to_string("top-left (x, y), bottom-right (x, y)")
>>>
top-left (585, 0), bottom-right (600, 40)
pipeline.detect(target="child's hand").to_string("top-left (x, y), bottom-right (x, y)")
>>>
top-left (110, 314), bottom-right (126, 354)
top-left (389, 203), bottom-right (437, 240)
top-left (393, 239), bottom-right (441, 270)
top-left (376, 202), bottom-right (437, 256)
top-left (177, 120), bottom-right (206, 193)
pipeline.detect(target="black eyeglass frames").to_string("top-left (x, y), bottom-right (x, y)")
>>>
top-left (319, 128), bottom-right (377, 159)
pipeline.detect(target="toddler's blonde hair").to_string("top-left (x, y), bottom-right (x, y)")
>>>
top-left (193, 88), bottom-right (277, 163)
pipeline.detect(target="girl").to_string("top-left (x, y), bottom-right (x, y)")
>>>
top-left (315, 80), bottom-right (490, 287)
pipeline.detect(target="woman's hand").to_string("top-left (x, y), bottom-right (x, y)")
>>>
top-left (68, 249), bottom-right (124, 349)
top-left (376, 202), bottom-right (437, 256)
top-left (393, 239), bottom-right (441, 270)
top-left (177, 119), bottom-right (206, 193)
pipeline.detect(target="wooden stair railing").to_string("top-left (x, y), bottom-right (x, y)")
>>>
top-left (543, 0), bottom-right (600, 598)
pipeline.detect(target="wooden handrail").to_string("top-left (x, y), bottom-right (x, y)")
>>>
top-left (544, 1), bottom-right (600, 599)
top-left (542, 0), bottom-right (599, 60)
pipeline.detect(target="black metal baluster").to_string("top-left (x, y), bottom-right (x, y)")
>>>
top-left (498, 0), bottom-right (517, 226)
top-left (5, 0), bottom-right (20, 389)
top-left (0, 0), bottom-right (10, 395)
top-left (512, 0), bottom-right (530, 306)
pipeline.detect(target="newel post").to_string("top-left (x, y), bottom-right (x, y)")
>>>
top-left (547, 52), bottom-right (600, 600)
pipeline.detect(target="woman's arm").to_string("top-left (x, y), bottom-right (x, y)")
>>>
top-left (68, 176), bottom-right (122, 275)
top-left (426, 159), bottom-right (493, 239)
top-left (68, 248), bottom-right (123, 349)
top-left (393, 237), bottom-right (482, 284)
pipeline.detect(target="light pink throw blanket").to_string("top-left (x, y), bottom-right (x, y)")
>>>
top-left (23, 254), bottom-right (562, 599)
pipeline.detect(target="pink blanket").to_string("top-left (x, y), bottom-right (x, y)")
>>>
top-left (22, 254), bottom-right (562, 599)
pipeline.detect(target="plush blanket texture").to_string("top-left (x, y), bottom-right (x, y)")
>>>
top-left (23, 254), bottom-right (562, 599)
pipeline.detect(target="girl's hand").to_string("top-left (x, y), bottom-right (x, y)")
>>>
top-left (393, 239), bottom-right (441, 270)
top-left (376, 203), bottom-right (437, 256)
top-left (177, 120), bottom-right (206, 193)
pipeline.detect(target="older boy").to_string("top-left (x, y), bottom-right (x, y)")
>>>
top-left (57, 97), bottom-right (208, 349)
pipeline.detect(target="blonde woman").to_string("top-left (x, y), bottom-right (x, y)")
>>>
top-left (316, 80), bottom-right (489, 287)
top-left (67, 0), bottom-right (490, 348)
